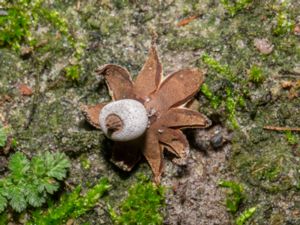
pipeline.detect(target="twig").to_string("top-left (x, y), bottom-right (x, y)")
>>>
top-left (176, 14), bottom-right (201, 27)
top-left (279, 70), bottom-right (300, 76)
top-left (24, 58), bottom-right (42, 129)
top-left (263, 126), bottom-right (300, 132)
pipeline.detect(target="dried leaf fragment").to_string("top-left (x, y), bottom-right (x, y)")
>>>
top-left (176, 15), bottom-right (199, 27)
top-left (294, 24), bottom-right (300, 36)
top-left (254, 38), bottom-right (274, 55)
top-left (18, 84), bottom-right (33, 96)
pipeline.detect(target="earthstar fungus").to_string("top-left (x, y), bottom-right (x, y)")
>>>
top-left (82, 43), bottom-right (210, 183)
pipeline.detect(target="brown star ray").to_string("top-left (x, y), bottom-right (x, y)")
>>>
top-left (82, 43), bottom-right (210, 183)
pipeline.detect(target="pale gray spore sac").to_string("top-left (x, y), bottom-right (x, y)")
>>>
top-left (99, 99), bottom-right (149, 142)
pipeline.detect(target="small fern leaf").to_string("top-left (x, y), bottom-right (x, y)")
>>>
top-left (0, 194), bottom-right (7, 213)
top-left (9, 187), bottom-right (27, 212)
top-left (45, 152), bottom-right (70, 180)
top-left (31, 156), bottom-right (46, 177)
top-left (25, 184), bottom-right (46, 207)
top-left (8, 152), bottom-right (30, 179)
top-left (43, 178), bottom-right (59, 194)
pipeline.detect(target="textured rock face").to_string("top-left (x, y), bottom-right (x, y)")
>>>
top-left (0, 0), bottom-right (300, 224)
top-left (163, 125), bottom-right (232, 225)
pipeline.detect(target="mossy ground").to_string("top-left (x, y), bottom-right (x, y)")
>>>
top-left (0, 0), bottom-right (300, 224)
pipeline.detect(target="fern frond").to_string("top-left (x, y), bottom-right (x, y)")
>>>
top-left (31, 156), bottom-right (46, 177)
top-left (8, 186), bottom-right (27, 212)
top-left (0, 151), bottom-right (70, 213)
top-left (8, 152), bottom-right (30, 180)
top-left (45, 152), bottom-right (71, 180)
top-left (0, 194), bottom-right (7, 213)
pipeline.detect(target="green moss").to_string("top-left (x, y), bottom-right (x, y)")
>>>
top-left (0, 0), bottom-right (86, 81)
top-left (235, 207), bottom-right (256, 225)
top-left (285, 131), bottom-right (298, 145)
top-left (99, 13), bottom-right (123, 36)
top-left (200, 83), bottom-right (221, 109)
top-left (225, 96), bottom-right (239, 129)
top-left (65, 65), bottom-right (80, 81)
top-left (202, 53), bottom-right (234, 80)
top-left (0, 7), bottom-right (31, 50)
top-left (273, 11), bottom-right (295, 36)
top-left (232, 128), bottom-right (300, 193)
top-left (80, 154), bottom-right (91, 170)
top-left (219, 180), bottom-right (245, 214)
top-left (40, 8), bottom-right (68, 35)
top-left (27, 178), bottom-right (110, 225)
top-left (168, 37), bottom-right (205, 51)
top-left (201, 54), bottom-right (245, 128)
top-left (0, 0), bottom-right (68, 49)
top-left (112, 0), bottom-right (130, 9)
top-left (109, 175), bottom-right (165, 225)
top-left (248, 65), bottom-right (265, 84)
top-left (221, 0), bottom-right (253, 16)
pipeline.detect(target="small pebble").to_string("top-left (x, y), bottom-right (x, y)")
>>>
top-left (210, 133), bottom-right (223, 149)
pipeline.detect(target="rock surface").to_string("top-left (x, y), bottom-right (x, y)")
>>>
top-left (0, 0), bottom-right (300, 224)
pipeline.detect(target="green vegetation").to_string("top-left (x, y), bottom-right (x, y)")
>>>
top-left (201, 54), bottom-right (246, 128)
top-left (109, 175), bottom-right (165, 225)
top-left (219, 180), bottom-right (245, 214)
top-left (221, 0), bottom-right (253, 16)
top-left (28, 178), bottom-right (110, 225)
top-left (273, 12), bottom-right (294, 35)
top-left (0, 125), bottom-right (7, 148)
top-left (235, 207), bottom-right (256, 225)
top-left (285, 131), bottom-right (298, 145)
top-left (0, 213), bottom-right (8, 224)
top-left (0, 125), bottom-right (16, 149)
top-left (65, 65), bottom-right (81, 81)
top-left (273, 2), bottom-right (295, 36)
top-left (0, 6), bottom-right (30, 50)
top-left (248, 65), bottom-right (265, 84)
top-left (0, 151), bottom-right (70, 213)
top-left (0, 0), bottom-right (67, 50)
top-left (0, 0), bottom-right (85, 81)
top-left (225, 94), bottom-right (239, 129)
top-left (202, 54), bottom-right (234, 80)
top-left (168, 37), bottom-right (205, 51)
top-left (234, 137), bottom-right (300, 193)
top-left (200, 83), bottom-right (221, 109)
top-left (113, 0), bottom-right (130, 9)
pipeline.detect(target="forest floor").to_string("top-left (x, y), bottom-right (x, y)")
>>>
top-left (0, 0), bottom-right (300, 224)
